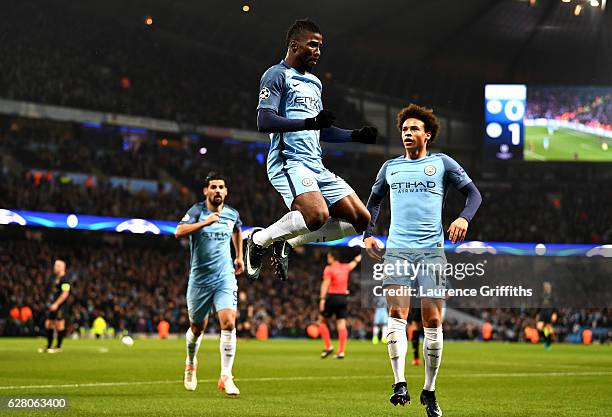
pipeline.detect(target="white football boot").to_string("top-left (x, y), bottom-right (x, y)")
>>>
top-left (184, 359), bottom-right (198, 391)
top-left (217, 375), bottom-right (240, 396)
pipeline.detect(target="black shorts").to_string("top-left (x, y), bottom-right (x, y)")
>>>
top-left (47, 304), bottom-right (69, 321)
top-left (322, 294), bottom-right (348, 319)
top-left (539, 309), bottom-right (554, 323)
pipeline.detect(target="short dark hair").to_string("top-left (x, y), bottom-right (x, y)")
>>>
top-left (286, 19), bottom-right (321, 47)
top-left (327, 250), bottom-right (340, 261)
top-left (396, 104), bottom-right (440, 145)
top-left (203, 171), bottom-right (227, 188)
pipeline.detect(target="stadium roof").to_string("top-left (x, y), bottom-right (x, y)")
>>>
top-left (16, 0), bottom-right (612, 111)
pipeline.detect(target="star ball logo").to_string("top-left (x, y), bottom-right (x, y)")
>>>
top-left (424, 165), bottom-right (436, 176)
top-left (259, 87), bottom-right (270, 101)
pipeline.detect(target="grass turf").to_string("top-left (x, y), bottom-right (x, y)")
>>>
top-left (524, 126), bottom-right (610, 162)
top-left (0, 338), bottom-right (610, 416)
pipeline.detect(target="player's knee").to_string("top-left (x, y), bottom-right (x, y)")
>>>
top-left (219, 318), bottom-right (235, 331)
top-left (304, 209), bottom-right (329, 231)
top-left (423, 317), bottom-right (441, 328)
top-left (190, 323), bottom-right (204, 336)
top-left (389, 308), bottom-right (409, 320)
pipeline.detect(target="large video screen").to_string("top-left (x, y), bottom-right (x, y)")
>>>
top-left (484, 85), bottom-right (611, 162)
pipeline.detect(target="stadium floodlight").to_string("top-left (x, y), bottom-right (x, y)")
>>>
top-left (590, 0), bottom-right (599, 6)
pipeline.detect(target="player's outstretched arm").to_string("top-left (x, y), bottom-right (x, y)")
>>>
top-left (363, 161), bottom-right (390, 260)
top-left (320, 125), bottom-right (378, 144)
top-left (319, 272), bottom-right (331, 312)
top-left (257, 109), bottom-right (335, 133)
top-left (175, 212), bottom-right (220, 239)
top-left (447, 182), bottom-right (482, 244)
top-left (348, 254), bottom-right (362, 271)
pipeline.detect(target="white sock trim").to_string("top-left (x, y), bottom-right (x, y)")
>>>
top-left (387, 317), bottom-right (408, 384)
top-left (186, 328), bottom-right (203, 366)
top-left (253, 211), bottom-right (309, 248)
top-left (286, 217), bottom-right (357, 248)
top-left (423, 326), bottom-right (443, 391)
top-left (220, 329), bottom-right (237, 377)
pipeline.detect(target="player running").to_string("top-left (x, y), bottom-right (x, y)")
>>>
top-left (318, 251), bottom-right (361, 359)
top-left (244, 19), bottom-right (377, 281)
top-left (38, 259), bottom-right (73, 353)
top-left (364, 104), bottom-right (482, 415)
top-left (175, 172), bottom-right (244, 396)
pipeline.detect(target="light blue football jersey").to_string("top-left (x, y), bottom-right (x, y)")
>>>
top-left (257, 60), bottom-right (325, 173)
top-left (179, 203), bottom-right (242, 286)
top-left (371, 153), bottom-right (472, 248)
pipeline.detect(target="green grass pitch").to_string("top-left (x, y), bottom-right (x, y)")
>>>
top-left (524, 126), bottom-right (610, 162)
top-left (0, 338), bottom-right (610, 416)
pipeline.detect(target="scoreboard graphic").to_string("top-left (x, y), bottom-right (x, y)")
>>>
top-left (484, 84), bottom-right (611, 162)
top-left (484, 84), bottom-right (526, 160)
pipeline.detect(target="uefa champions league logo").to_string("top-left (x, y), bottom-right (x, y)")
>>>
top-left (259, 87), bottom-right (270, 101)
top-left (115, 219), bottom-right (161, 234)
top-left (0, 209), bottom-right (27, 225)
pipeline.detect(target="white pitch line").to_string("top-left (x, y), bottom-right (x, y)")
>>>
top-left (524, 149), bottom-right (546, 161)
top-left (0, 371), bottom-right (611, 391)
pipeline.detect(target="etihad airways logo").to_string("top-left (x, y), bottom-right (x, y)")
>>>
top-left (390, 181), bottom-right (436, 193)
top-left (201, 231), bottom-right (230, 241)
top-left (295, 96), bottom-right (322, 111)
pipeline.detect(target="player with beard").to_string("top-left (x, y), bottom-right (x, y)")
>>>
top-left (175, 172), bottom-right (244, 396)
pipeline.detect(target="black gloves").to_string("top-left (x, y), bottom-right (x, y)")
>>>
top-left (305, 110), bottom-right (336, 130)
top-left (305, 111), bottom-right (377, 145)
top-left (351, 126), bottom-right (378, 144)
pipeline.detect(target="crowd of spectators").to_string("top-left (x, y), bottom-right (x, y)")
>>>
top-left (1, 233), bottom-right (609, 343)
top-left (0, 235), bottom-right (370, 339)
top-left (2, 114), bottom-right (611, 243)
top-left (527, 87), bottom-right (612, 131)
top-left (0, 2), bottom-right (368, 132)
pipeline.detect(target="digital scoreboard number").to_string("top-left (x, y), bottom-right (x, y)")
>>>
top-left (484, 84), bottom-right (526, 160)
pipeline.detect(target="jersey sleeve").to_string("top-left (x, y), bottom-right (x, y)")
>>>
top-left (233, 210), bottom-right (243, 230)
top-left (257, 66), bottom-right (285, 112)
top-left (371, 160), bottom-right (391, 197)
top-left (363, 160), bottom-right (391, 239)
top-left (323, 266), bottom-right (332, 281)
top-left (179, 204), bottom-right (202, 225)
top-left (60, 273), bottom-right (74, 292)
top-left (440, 154), bottom-right (472, 190)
